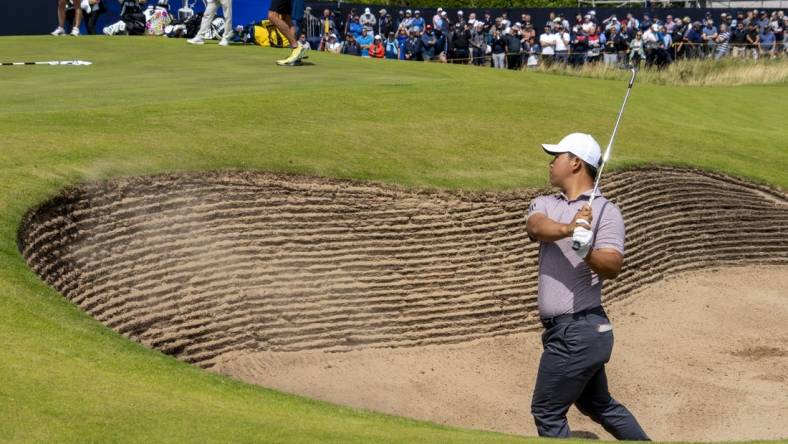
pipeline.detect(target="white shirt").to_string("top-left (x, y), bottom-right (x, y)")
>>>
top-left (540, 33), bottom-right (555, 55)
top-left (554, 31), bottom-right (569, 51)
top-left (327, 41), bottom-right (342, 53)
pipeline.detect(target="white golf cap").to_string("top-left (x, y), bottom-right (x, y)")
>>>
top-left (541, 133), bottom-right (601, 167)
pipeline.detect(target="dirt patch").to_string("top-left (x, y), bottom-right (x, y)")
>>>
top-left (16, 166), bottom-right (788, 441)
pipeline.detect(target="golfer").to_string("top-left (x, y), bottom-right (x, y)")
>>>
top-left (525, 132), bottom-right (649, 440)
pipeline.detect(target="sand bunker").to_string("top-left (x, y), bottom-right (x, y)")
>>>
top-left (17, 167), bottom-right (788, 441)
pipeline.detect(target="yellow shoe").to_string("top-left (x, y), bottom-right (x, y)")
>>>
top-left (276, 45), bottom-right (302, 66)
top-left (276, 44), bottom-right (308, 66)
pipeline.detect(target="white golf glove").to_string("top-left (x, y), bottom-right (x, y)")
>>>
top-left (572, 219), bottom-right (593, 259)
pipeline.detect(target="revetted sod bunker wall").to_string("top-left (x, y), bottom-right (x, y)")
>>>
top-left (18, 167), bottom-right (788, 368)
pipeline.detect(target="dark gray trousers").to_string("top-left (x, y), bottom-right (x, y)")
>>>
top-left (531, 310), bottom-right (650, 440)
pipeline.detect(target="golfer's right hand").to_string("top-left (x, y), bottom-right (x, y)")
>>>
top-left (565, 205), bottom-right (592, 235)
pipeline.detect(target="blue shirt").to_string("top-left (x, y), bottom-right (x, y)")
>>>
top-left (356, 34), bottom-right (373, 57)
top-left (760, 31), bottom-right (775, 49)
top-left (385, 39), bottom-right (399, 58)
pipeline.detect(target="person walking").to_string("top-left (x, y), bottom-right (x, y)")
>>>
top-left (525, 132), bottom-right (650, 441)
top-left (186, 0), bottom-right (233, 46)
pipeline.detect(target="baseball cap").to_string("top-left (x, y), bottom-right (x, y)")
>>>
top-left (541, 133), bottom-right (601, 167)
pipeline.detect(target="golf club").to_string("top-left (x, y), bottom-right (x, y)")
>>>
top-left (0, 60), bottom-right (92, 66)
top-left (572, 67), bottom-right (637, 252)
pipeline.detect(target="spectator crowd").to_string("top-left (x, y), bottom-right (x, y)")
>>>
top-left (300, 6), bottom-right (787, 68)
top-left (50, 0), bottom-right (787, 69)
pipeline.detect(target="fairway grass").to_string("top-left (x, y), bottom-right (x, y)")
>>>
top-left (0, 36), bottom-right (786, 443)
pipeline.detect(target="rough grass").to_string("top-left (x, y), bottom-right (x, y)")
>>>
top-left (535, 55), bottom-right (788, 86)
top-left (0, 35), bottom-right (786, 443)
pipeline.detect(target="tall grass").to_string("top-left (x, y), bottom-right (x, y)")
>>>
top-left (534, 55), bottom-right (788, 86)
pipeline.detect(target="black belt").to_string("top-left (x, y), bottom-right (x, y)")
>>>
top-left (540, 306), bottom-right (606, 329)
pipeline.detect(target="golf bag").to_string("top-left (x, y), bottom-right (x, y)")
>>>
top-left (183, 12), bottom-right (204, 38)
top-left (243, 20), bottom-right (289, 47)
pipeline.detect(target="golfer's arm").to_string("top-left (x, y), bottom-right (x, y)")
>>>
top-left (585, 248), bottom-right (623, 279)
top-left (526, 213), bottom-right (571, 242)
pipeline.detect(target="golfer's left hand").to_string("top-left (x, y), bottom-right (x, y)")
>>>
top-left (572, 226), bottom-right (593, 259)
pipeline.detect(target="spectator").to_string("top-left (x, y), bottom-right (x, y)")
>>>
top-left (319, 9), bottom-right (336, 42)
top-left (456, 10), bottom-right (466, 29)
top-left (505, 26), bottom-right (523, 69)
top-left (451, 22), bottom-right (471, 63)
top-left (491, 30), bottom-right (507, 69)
top-left (301, 6), bottom-right (321, 49)
top-left (685, 22), bottom-right (704, 58)
top-left (324, 33), bottom-right (341, 53)
top-left (571, 26), bottom-right (589, 67)
top-left (643, 23), bottom-right (660, 65)
top-left (540, 25), bottom-right (556, 65)
top-left (603, 26), bottom-right (623, 66)
top-left (746, 22), bottom-right (760, 59)
top-left (714, 23), bottom-right (731, 60)
top-left (435, 28), bottom-right (448, 62)
top-left (731, 21), bottom-right (748, 58)
top-left (360, 7), bottom-right (376, 31)
top-left (467, 12), bottom-right (477, 27)
top-left (395, 10), bottom-right (405, 30)
top-left (760, 25), bottom-right (776, 58)
top-left (522, 23), bottom-right (536, 42)
top-left (500, 12), bottom-right (511, 29)
top-left (357, 27), bottom-right (373, 58)
top-left (384, 32), bottom-right (399, 59)
top-left (659, 25), bottom-right (673, 65)
top-left (421, 25), bottom-right (438, 61)
top-left (470, 22), bottom-right (487, 66)
top-left (396, 27), bottom-right (409, 60)
top-left (369, 34), bottom-right (385, 58)
top-left (701, 19), bottom-right (718, 57)
top-left (433, 8), bottom-right (444, 31)
top-left (343, 8), bottom-right (356, 35)
top-left (411, 10), bottom-right (425, 32)
top-left (340, 33), bottom-right (361, 56)
top-left (629, 31), bottom-right (645, 65)
top-left (526, 36), bottom-right (541, 68)
top-left (378, 9), bottom-right (394, 38)
top-left (587, 26), bottom-right (602, 64)
top-left (438, 11), bottom-right (450, 35)
top-left (554, 24), bottom-right (570, 65)
top-left (404, 28), bottom-right (424, 61)
top-left (346, 14), bottom-right (362, 39)
top-left (401, 10), bottom-right (414, 31)
top-left (52, 0), bottom-right (83, 36)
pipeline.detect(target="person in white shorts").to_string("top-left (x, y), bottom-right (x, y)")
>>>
top-left (187, 0), bottom-right (233, 46)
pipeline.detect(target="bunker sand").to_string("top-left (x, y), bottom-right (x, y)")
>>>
top-left (18, 167), bottom-right (788, 441)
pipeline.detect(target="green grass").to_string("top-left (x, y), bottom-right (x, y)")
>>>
top-left (535, 56), bottom-right (788, 86)
top-left (0, 35), bottom-right (786, 443)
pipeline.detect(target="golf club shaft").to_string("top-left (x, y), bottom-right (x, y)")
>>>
top-left (0, 60), bottom-right (92, 66)
top-left (588, 67), bottom-right (636, 207)
top-left (572, 68), bottom-right (636, 252)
